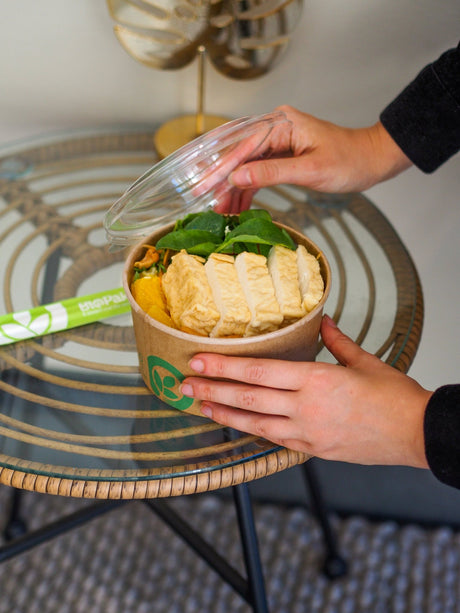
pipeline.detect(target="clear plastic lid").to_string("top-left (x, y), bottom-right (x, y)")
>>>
top-left (104, 111), bottom-right (289, 248)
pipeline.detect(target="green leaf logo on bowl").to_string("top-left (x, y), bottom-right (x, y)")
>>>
top-left (147, 355), bottom-right (194, 411)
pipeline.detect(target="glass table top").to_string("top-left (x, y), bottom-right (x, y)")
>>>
top-left (0, 128), bottom-right (423, 496)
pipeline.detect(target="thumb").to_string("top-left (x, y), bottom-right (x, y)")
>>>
top-left (320, 315), bottom-right (374, 368)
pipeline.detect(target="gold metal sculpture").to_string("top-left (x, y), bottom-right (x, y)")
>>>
top-left (107, 0), bottom-right (303, 157)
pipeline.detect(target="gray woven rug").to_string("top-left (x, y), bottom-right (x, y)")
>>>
top-left (1, 486), bottom-right (459, 613)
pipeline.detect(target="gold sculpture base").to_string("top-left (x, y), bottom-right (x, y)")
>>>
top-left (154, 114), bottom-right (230, 159)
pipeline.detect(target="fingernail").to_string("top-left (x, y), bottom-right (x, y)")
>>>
top-left (230, 168), bottom-right (251, 187)
top-left (324, 314), bottom-right (337, 327)
top-left (190, 358), bottom-right (205, 373)
top-left (181, 383), bottom-right (193, 397)
top-left (201, 404), bottom-right (213, 418)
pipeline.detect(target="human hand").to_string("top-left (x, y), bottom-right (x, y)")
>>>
top-left (213, 105), bottom-right (412, 214)
top-left (180, 315), bottom-right (431, 468)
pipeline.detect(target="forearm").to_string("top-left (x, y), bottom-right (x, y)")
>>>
top-left (364, 121), bottom-right (413, 185)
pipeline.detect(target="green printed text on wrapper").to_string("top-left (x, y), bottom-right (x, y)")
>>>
top-left (0, 288), bottom-right (130, 345)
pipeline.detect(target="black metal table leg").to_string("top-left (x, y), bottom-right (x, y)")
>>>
top-left (145, 498), bottom-right (249, 600)
top-left (2, 488), bottom-right (27, 541)
top-left (232, 482), bottom-right (270, 613)
top-left (0, 500), bottom-right (126, 563)
top-left (145, 494), bottom-right (270, 613)
top-left (301, 460), bottom-right (347, 578)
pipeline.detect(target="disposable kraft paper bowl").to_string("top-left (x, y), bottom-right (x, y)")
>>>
top-left (123, 222), bottom-right (331, 416)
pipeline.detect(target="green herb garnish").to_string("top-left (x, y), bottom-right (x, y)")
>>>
top-left (156, 210), bottom-right (294, 258)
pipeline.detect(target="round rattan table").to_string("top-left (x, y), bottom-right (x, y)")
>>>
top-left (0, 127), bottom-right (423, 499)
top-left (0, 127), bottom-right (423, 610)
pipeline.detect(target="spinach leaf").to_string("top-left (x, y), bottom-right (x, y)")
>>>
top-left (156, 210), bottom-right (296, 260)
top-left (239, 209), bottom-right (272, 223)
top-left (218, 237), bottom-right (272, 257)
top-left (183, 210), bottom-right (226, 239)
top-left (219, 218), bottom-right (296, 252)
top-left (218, 233), bottom-right (276, 250)
top-left (156, 229), bottom-right (220, 253)
top-left (174, 214), bottom-right (196, 230)
top-left (186, 242), bottom-right (223, 257)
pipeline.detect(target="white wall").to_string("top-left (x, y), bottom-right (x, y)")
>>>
top-left (1, 0), bottom-right (458, 395)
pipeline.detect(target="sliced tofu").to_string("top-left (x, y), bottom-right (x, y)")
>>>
top-left (162, 250), bottom-right (220, 336)
top-left (234, 252), bottom-right (283, 336)
top-left (296, 245), bottom-right (324, 313)
top-left (268, 245), bottom-right (305, 324)
top-left (205, 253), bottom-right (251, 338)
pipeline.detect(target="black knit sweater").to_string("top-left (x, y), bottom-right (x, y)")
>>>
top-left (380, 41), bottom-right (460, 172)
top-left (380, 42), bottom-right (460, 488)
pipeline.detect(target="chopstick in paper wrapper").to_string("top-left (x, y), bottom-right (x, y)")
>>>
top-left (0, 288), bottom-right (130, 346)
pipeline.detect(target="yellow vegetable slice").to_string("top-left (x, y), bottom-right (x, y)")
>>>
top-left (131, 275), bottom-right (174, 326)
top-left (147, 304), bottom-right (176, 328)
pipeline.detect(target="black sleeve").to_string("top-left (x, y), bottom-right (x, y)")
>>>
top-left (424, 384), bottom-right (460, 489)
top-left (380, 41), bottom-right (460, 173)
